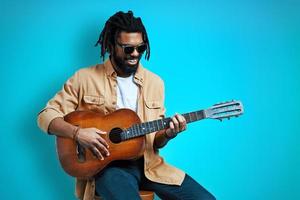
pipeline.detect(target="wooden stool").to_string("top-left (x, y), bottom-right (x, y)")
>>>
top-left (95, 190), bottom-right (154, 200)
top-left (138, 190), bottom-right (155, 200)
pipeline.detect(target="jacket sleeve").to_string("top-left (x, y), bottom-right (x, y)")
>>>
top-left (37, 71), bottom-right (80, 133)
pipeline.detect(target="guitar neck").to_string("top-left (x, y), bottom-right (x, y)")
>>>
top-left (121, 109), bottom-right (206, 141)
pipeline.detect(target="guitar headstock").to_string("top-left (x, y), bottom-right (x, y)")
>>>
top-left (204, 100), bottom-right (244, 121)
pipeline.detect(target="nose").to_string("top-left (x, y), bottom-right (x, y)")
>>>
top-left (130, 48), bottom-right (139, 57)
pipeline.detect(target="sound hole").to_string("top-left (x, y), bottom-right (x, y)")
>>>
top-left (109, 127), bottom-right (123, 144)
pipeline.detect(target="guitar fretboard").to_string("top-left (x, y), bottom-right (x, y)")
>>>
top-left (121, 110), bottom-right (205, 141)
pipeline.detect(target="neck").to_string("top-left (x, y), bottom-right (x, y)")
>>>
top-left (120, 110), bottom-right (206, 141)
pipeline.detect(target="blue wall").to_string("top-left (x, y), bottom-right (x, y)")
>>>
top-left (1, 0), bottom-right (299, 199)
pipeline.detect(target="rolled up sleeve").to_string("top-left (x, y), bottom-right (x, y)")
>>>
top-left (37, 71), bottom-right (80, 133)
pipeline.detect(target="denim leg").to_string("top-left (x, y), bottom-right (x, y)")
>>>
top-left (141, 174), bottom-right (216, 200)
top-left (95, 162), bottom-right (142, 200)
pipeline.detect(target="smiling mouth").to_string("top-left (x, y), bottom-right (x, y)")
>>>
top-left (126, 58), bottom-right (138, 65)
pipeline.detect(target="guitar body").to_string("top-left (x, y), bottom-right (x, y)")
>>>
top-left (56, 109), bottom-right (145, 178)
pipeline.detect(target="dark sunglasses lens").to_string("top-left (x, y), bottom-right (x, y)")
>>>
top-left (137, 45), bottom-right (147, 53)
top-left (124, 47), bottom-right (135, 54)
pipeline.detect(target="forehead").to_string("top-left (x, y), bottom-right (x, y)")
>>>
top-left (117, 31), bottom-right (143, 44)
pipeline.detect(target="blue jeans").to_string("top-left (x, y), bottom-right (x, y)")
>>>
top-left (95, 158), bottom-right (216, 200)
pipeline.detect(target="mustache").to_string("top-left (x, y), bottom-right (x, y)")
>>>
top-left (125, 55), bottom-right (141, 60)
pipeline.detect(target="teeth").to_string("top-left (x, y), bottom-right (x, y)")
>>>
top-left (127, 59), bottom-right (138, 64)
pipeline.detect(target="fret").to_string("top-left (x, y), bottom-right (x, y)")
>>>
top-left (140, 123), bottom-right (146, 135)
top-left (158, 119), bottom-right (164, 129)
top-left (146, 121), bottom-right (150, 134)
top-left (195, 111), bottom-right (199, 120)
top-left (163, 118), bottom-right (171, 128)
top-left (182, 113), bottom-right (189, 123)
top-left (131, 125), bottom-right (134, 137)
top-left (136, 124), bottom-right (140, 137)
top-left (127, 129), bottom-right (131, 140)
top-left (196, 110), bottom-right (204, 120)
top-left (191, 112), bottom-right (197, 121)
top-left (149, 121), bottom-right (154, 132)
top-left (188, 112), bottom-right (192, 123)
top-left (140, 124), bottom-right (145, 136)
top-left (155, 120), bottom-right (160, 130)
top-left (126, 129), bottom-right (131, 139)
top-left (122, 129), bottom-right (127, 140)
top-left (188, 112), bottom-right (193, 122)
top-left (153, 121), bottom-right (157, 132)
top-left (183, 110), bottom-right (205, 123)
top-left (120, 131), bottom-right (125, 141)
top-left (150, 121), bottom-right (154, 132)
top-left (137, 125), bottom-right (141, 136)
top-left (136, 124), bottom-right (142, 136)
top-left (133, 124), bottom-right (137, 137)
top-left (134, 124), bottom-right (139, 137)
top-left (147, 122), bottom-right (151, 132)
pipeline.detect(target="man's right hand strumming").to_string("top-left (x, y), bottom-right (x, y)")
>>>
top-left (75, 127), bottom-right (110, 160)
top-left (48, 117), bottom-right (110, 160)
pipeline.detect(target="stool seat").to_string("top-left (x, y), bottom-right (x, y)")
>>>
top-left (95, 190), bottom-right (154, 200)
top-left (139, 190), bottom-right (155, 200)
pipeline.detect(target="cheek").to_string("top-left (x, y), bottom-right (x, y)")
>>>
top-left (113, 46), bottom-right (122, 55)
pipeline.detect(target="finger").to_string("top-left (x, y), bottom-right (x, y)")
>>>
top-left (96, 135), bottom-right (109, 148)
top-left (91, 146), bottom-right (104, 160)
top-left (94, 128), bottom-right (107, 135)
top-left (172, 116), bottom-right (180, 133)
top-left (176, 114), bottom-right (186, 131)
top-left (93, 141), bottom-right (110, 157)
top-left (169, 121), bottom-right (175, 133)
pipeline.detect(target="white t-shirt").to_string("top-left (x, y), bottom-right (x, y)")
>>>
top-left (116, 74), bottom-right (138, 112)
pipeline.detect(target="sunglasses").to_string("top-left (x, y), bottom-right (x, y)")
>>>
top-left (116, 42), bottom-right (147, 54)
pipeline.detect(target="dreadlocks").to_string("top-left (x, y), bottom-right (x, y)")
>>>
top-left (95, 11), bottom-right (150, 61)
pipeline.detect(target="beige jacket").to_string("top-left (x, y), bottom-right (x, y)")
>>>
top-left (37, 59), bottom-right (185, 200)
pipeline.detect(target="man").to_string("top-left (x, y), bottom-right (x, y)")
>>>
top-left (38, 11), bottom-right (215, 200)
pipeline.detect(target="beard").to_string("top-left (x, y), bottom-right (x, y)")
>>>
top-left (111, 52), bottom-right (141, 76)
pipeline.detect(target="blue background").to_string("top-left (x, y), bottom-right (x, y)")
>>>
top-left (1, 0), bottom-right (299, 199)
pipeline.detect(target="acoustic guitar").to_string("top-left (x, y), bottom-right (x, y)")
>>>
top-left (56, 100), bottom-right (244, 178)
